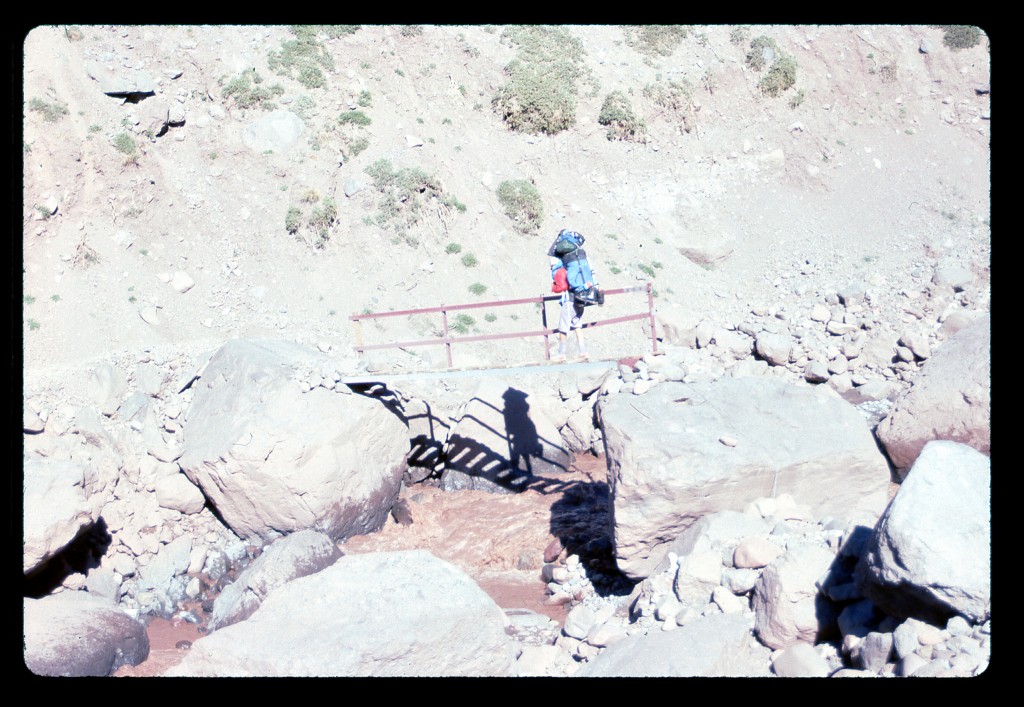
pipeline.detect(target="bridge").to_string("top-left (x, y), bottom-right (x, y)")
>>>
top-left (347, 282), bottom-right (658, 383)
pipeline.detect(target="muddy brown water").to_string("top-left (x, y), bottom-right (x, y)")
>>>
top-left (114, 454), bottom-right (613, 676)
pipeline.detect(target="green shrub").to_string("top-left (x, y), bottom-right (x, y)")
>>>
top-left (285, 206), bottom-right (302, 234)
top-left (759, 54), bottom-right (798, 97)
top-left (364, 158), bottom-right (451, 231)
top-left (268, 27), bottom-right (336, 87)
top-left (446, 242), bottom-right (462, 254)
top-left (338, 110), bottom-right (371, 126)
top-left (469, 282), bottom-right (487, 296)
top-left (643, 79), bottom-right (696, 132)
top-left (638, 263), bottom-right (656, 278)
top-left (222, 70), bottom-right (284, 109)
top-left (729, 26), bottom-right (750, 46)
top-left (624, 25), bottom-right (688, 57)
top-left (348, 137), bottom-right (370, 157)
top-left (24, 295), bottom-right (35, 305)
top-left (357, 90), bottom-right (372, 107)
top-left (496, 179), bottom-right (544, 234)
top-left (28, 97), bottom-right (69, 123)
top-left (484, 313), bottom-right (497, 323)
top-left (308, 198), bottom-right (337, 244)
top-left (788, 89), bottom-right (806, 108)
top-left (451, 313), bottom-right (475, 334)
top-left (746, 35), bottom-right (778, 71)
top-left (599, 90), bottom-right (646, 142)
top-left (491, 26), bottom-right (586, 135)
top-left (940, 25), bottom-right (982, 50)
top-left (461, 253), bottom-right (478, 267)
top-left (113, 132), bottom-right (137, 161)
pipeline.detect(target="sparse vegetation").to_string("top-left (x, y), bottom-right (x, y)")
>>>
top-left (400, 25), bottom-right (424, 37)
top-left (451, 313), bottom-right (475, 334)
top-left (638, 263), bottom-right (656, 278)
top-left (364, 159), bottom-right (456, 233)
top-left (348, 137), bottom-right (369, 157)
top-left (113, 132), bottom-right (138, 164)
top-left (469, 282), bottom-right (487, 296)
top-left (51, 294), bottom-right (60, 302)
top-left (759, 54), bottom-right (798, 97)
top-left (491, 25), bottom-right (587, 135)
top-left (27, 319), bottom-right (40, 331)
top-left (446, 242), bottom-right (462, 254)
top-left (24, 295), bottom-right (36, 305)
top-left (746, 35), bottom-right (778, 72)
top-left (484, 313), bottom-right (497, 322)
top-left (357, 90), bottom-right (372, 107)
top-left (301, 189), bottom-right (320, 203)
top-left (308, 198), bottom-right (337, 245)
top-left (338, 110), bottom-right (371, 126)
top-left (35, 205), bottom-right (52, 220)
top-left (598, 91), bottom-right (647, 142)
top-left (496, 179), bottom-right (544, 234)
top-left (643, 79), bottom-right (696, 133)
top-left (285, 206), bottom-right (302, 234)
top-left (788, 89), bottom-right (806, 109)
top-left (28, 97), bottom-right (69, 123)
top-left (730, 26), bottom-right (750, 46)
top-left (461, 253), bottom-right (478, 268)
top-left (939, 25), bottom-right (982, 50)
top-left (624, 25), bottom-right (688, 57)
top-left (222, 69), bottom-right (285, 110)
top-left (267, 26), bottom-right (339, 88)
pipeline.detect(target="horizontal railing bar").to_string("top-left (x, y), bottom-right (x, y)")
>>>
top-left (354, 310), bottom-right (650, 353)
top-left (350, 286), bottom-right (649, 322)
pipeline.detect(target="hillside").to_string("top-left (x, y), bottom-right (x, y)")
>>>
top-left (22, 24), bottom-right (990, 390)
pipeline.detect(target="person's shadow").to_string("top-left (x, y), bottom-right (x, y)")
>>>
top-left (503, 388), bottom-right (542, 477)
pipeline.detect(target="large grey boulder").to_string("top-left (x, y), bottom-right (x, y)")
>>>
top-left (135, 534), bottom-right (193, 617)
top-left (856, 441), bottom-right (991, 624)
top-left (577, 612), bottom-right (771, 677)
top-left (165, 550), bottom-right (517, 677)
top-left (210, 530), bottom-right (343, 630)
top-left (242, 110), bottom-right (304, 153)
top-left (23, 456), bottom-right (97, 574)
top-left (876, 316), bottom-right (990, 473)
top-left (24, 592), bottom-right (149, 676)
top-left (598, 378), bottom-right (890, 579)
top-left (178, 339), bottom-right (408, 544)
top-left (441, 378), bottom-right (570, 493)
top-left (753, 543), bottom-right (840, 649)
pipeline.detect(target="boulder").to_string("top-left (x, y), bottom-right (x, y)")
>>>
top-left (771, 642), bottom-right (831, 677)
top-left (755, 331), bottom-right (793, 366)
top-left (598, 378), bottom-right (890, 579)
top-left (856, 441), bottom-right (991, 624)
top-left (441, 378), bottom-right (570, 493)
top-left (178, 339), bottom-right (408, 544)
top-left (165, 550), bottom-right (517, 677)
top-left (242, 110), bottom-right (304, 153)
top-left (24, 592), bottom-right (149, 676)
top-left (876, 317), bottom-right (990, 473)
top-left (23, 456), bottom-right (96, 574)
top-left (209, 530), bottom-right (343, 631)
top-left (577, 612), bottom-right (771, 677)
top-left (153, 473), bottom-right (206, 514)
top-left (753, 543), bottom-right (839, 649)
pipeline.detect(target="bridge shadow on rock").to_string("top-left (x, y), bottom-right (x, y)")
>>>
top-left (440, 386), bottom-right (569, 494)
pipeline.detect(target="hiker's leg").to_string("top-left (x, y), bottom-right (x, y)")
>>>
top-left (556, 302), bottom-right (574, 356)
top-left (573, 303), bottom-right (587, 356)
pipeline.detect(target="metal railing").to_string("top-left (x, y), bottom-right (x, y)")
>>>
top-left (351, 282), bottom-right (658, 368)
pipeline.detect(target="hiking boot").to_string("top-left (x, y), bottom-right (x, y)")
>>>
top-left (550, 353), bottom-right (566, 363)
top-left (577, 352), bottom-right (590, 361)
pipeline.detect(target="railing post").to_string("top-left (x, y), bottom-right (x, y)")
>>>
top-left (541, 294), bottom-right (551, 360)
top-left (647, 281), bottom-right (658, 355)
top-left (441, 305), bottom-right (453, 368)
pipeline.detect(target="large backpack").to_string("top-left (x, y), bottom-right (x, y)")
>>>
top-left (552, 231), bottom-right (594, 294)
